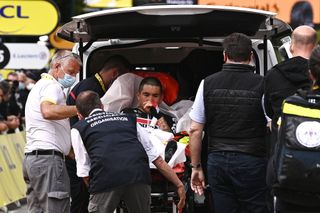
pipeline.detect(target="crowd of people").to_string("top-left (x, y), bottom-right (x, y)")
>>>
top-left (0, 23), bottom-right (318, 213)
top-left (189, 26), bottom-right (319, 213)
top-left (0, 69), bottom-right (42, 134)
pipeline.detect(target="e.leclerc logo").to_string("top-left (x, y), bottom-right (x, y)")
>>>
top-left (0, 1), bottom-right (59, 36)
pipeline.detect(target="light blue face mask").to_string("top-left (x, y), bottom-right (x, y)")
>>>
top-left (58, 66), bottom-right (76, 88)
top-left (18, 82), bottom-right (25, 90)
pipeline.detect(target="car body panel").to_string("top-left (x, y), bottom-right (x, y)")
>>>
top-left (59, 5), bottom-right (292, 99)
top-left (58, 5), bottom-right (278, 42)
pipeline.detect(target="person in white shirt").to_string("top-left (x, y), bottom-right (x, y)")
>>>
top-left (71, 90), bottom-right (185, 213)
top-left (23, 50), bottom-right (82, 213)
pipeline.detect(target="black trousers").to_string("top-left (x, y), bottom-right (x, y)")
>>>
top-left (66, 158), bottom-right (89, 213)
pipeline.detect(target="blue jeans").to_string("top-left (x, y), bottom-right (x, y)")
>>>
top-left (207, 152), bottom-right (270, 213)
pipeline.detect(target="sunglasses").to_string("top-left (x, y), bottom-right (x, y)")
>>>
top-left (5, 79), bottom-right (19, 87)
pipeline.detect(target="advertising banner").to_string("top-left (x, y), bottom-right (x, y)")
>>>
top-left (0, 43), bottom-right (50, 69)
top-left (198, 0), bottom-right (320, 25)
top-left (49, 26), bottom-right (74, 50)
top-left (0, 0), bottom-right (59, 36)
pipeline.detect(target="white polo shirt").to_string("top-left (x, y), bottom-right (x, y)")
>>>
top-left (24, 73), bottom-right (72, 155)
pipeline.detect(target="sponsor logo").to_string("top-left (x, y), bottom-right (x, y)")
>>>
top-left (0, 1), bottom-right (59, 35)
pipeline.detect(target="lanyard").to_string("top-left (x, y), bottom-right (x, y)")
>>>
top-left (95, 73), bottom-right (106, 93)
top-left (41, 73), bottom-right (55, 81)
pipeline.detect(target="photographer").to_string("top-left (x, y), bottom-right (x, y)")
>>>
top-left (6, 72), bottom-right (22, 115)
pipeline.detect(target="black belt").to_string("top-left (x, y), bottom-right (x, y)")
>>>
top-left (25, 150), bottom-right (64, 158)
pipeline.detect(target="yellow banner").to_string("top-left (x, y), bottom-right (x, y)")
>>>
top-left (0, 134), bottom-right (25, 206)
top-left (49, 26), bottom-right (74, 50)
top-left (0, 182), bottom-right (10, 208)
top-left (0, 0), bottom-right (59, 36)
top-left (4, 134), bottom-right (27, 195)
top-left (0, 70), bottom-right (14, 79)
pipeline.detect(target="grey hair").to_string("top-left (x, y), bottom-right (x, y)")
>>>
top-left (50, 50), bottom-right (82, 68)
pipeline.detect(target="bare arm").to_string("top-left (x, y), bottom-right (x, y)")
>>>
top-left (40, 101), bottom-right (77, 120)
top-left (0, 121), bottom-right (8, 132)
top-left (67, 148), bottom-right (75, 159)
top-left (83, 177), bottom-right (89, 187)
top-left (189, 120), bottom-right (206, 195)
top-left (5, 115), bottom-right (20, 130)
top-left (189, 120), bottom-right (204, 167)
top-left (153, 156), bottom-right (186, 210)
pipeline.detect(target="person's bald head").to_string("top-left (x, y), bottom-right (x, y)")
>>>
top-left (291, 25), bottom-right (317, 58)
top-left (76, 91), bottom-right (103, 118)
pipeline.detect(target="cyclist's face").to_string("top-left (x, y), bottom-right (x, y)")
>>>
top-left (137, 84), bottom-right (162, 106)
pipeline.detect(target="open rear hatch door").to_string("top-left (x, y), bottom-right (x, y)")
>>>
top-left (58, 5), bottom-right (284, 43)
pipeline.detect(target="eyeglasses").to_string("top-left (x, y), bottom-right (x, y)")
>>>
top-left (50, 53), bottom-right (82, 69)
top-left (55, 53), bottom-right (81, 62)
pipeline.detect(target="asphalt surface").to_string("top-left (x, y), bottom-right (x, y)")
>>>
top-left (0, 199), bottom-right (27, 213)
top-left (7, 205), bottom-right (27, 213)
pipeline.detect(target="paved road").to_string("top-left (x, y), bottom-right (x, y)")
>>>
top-left (8, 205), bottom-right (27, 213)
top-left (0, 200), bottom-right (27, 213)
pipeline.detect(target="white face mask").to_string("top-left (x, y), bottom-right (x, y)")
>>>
top-left (26, 83), bottom-right (34, 91)
top-left (58, 66), bottom-right (76, 88)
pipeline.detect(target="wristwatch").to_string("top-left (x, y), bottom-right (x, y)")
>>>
top-left (190, 163), bottom-right (202, 169)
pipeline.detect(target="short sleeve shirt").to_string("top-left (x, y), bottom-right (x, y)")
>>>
top-left (189, 80), bottom-right (206, 124)
top-left (24, 73), bottom-right (72, 155)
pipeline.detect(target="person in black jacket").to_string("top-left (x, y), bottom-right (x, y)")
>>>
top-left (264, 25), bottom-right (317, 213)
top-left (273, 46), bottom-right (320, 213)
top-left (264, 25), bottom-right (317, 132)
top-left (66, 55), bottom-right (131, 213)
top-left (264, 25), bottom-right (317, 186)
top-left (189, 33), bottom-right (269, 213)
top-left (67, 55), bottom-right (132, 126)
